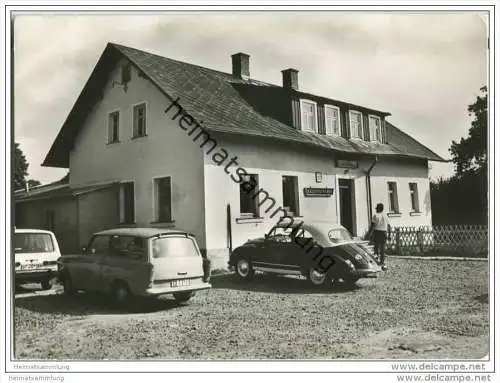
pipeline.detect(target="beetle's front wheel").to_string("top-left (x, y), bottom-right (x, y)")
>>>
top-left (307, 267), bottom-right (328, 287)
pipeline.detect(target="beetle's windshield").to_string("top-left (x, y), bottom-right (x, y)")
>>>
top-left (327, 228), bottom-right (352, 243)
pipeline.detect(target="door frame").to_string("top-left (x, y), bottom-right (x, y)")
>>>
top-left (336, 175), bottom-right (357, 236)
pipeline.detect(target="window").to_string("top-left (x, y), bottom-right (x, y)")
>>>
top-left (368, 115), bottom-right (382, 142)
top-left (325, 105), bottom-right (341, 136)
top-left (152, 236), bottom-right (200, 258)
top-left (387, 182), bottom-right (399, 213)
top-left (349, 110), bottom-right (363, 139)
top-left (327, 228), bottom-right (352, 243)
top-left (87, 235), bottom-right (110, 255)
top-left (154, 177), bottom-right (172, 222)
top-left (300, 100), bottom-right (318, 133)
top-left (109, 235), bottom-right (146, 259)
top-left (409, 182), bottom-right (420, 212)
top-left (107, 111), bottom-right (120, 143)
top-left (282, 175), bottom-right (300, 216)
top-left (14, 233), bottom-right (54, 253)
top-left (119, 182), bottom-right (135, 224)
top-left (240, 174), bottom-right (259, 218)
top-left (133, 103), bottom-right (147, 137)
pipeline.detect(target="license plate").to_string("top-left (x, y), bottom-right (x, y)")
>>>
top-left (170, 279), bottom-right (191, 288)
top-left (19, 263), bottom-right (43, 271)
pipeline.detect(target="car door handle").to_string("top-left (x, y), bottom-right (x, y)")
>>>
top-left (177, 272), bottom-right (187, 276)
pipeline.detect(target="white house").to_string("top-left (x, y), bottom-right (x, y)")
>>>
top-left (15, 43), bottom-right (445, 265)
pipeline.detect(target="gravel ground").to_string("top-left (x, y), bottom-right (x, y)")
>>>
top-left (14, 258), bottom-right (489, 360)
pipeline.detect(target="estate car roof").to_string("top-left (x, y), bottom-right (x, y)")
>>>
top-left (14, 228), bottom-right (55, 235)
top-left (94, 227), bottom-right (193, 238)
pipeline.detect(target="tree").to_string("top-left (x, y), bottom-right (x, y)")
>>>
top-left (13, 142), bottom-right (28, 190)
top-left (13, 142), bottom-right (40, 190)
top-left (450, 86), bottom-right (487, 176)
top-left (430, 86), bottom-right (488, 225)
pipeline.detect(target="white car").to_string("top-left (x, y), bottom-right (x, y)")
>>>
top-left (14, 228), bottom-right (61, 290)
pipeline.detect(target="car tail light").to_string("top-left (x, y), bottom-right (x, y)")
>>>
top-left (147, 263), bottom-right (154, 288)
top-left (15, 262), bottom-right (20, 267)
top-left (345, 259), bottom-right (355, 270)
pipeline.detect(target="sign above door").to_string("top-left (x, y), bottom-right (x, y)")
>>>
top-left (303, 187), bottom-right (334, 197)
top-left (335, 159), bottom-right (358, 169)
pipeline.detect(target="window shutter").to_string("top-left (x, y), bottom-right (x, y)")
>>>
top-left (345, 111), bottom-right (351, 139)
top-left (363, 114), bottom-right (370, 141)
top-left (382, 119), bottom-right (388, 144)
top-left (318, 105), bottom-right (326, 135)
top-left (341, 109), bottom-right (348, 138)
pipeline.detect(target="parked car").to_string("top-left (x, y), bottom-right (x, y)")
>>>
top-left (57, 228), bottom-right (211, 305)
top-left (14, 228), bottom-right (61, 290)
top-left (228, 221), bottom-right (382, 287)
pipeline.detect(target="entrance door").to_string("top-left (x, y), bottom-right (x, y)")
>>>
top-left (338, 179), bottom-right (355, 235)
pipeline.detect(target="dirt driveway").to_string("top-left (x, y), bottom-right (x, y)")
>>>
top-left (14, 258), bottom-right (489, 360)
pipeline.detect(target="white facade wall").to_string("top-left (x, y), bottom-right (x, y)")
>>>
top-left (69, 59), bottom-right (207, 247)
top-left (369, 159), bottom-right (432, 228)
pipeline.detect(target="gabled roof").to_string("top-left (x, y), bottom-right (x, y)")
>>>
top-left (43, 43), bottom-right (446, 167)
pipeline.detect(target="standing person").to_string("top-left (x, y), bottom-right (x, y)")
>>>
top-left (369, 203), bottom-right (391, 270)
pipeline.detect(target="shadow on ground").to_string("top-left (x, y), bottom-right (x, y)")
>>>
top-left (15, 286), bottom-right (184, 316)
top-left (210, 273), bottom-right (368, 294)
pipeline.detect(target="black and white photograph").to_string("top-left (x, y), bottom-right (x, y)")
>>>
top-left (2, 2), bottom-right (497, 382)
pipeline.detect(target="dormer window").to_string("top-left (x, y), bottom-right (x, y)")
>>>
top-left (369, 115), bottom-right (382, 142)
top-left (325, 105), bottom-right (341, 137)
top-left (300, 99), bottom-right (318, 133)
top-left (349, 110), bottom-right (363, 139)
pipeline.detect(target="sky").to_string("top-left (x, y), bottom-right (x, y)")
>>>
top-left (13, 12), bottom-right (488, 184)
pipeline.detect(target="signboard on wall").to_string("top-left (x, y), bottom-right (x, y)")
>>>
top-left (335, 159), bottom-right (358, 169)
top-left (303, 187), bottom-right (334, 197)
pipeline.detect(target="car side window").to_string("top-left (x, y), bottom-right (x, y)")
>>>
top-left (109, 235), bottom-right (146, 260)
top-left (87, 235), bottom-right (110, 255)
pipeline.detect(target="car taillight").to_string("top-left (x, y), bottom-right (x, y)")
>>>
top-left (147, 263), bottom-right (154, 287)
top-left (345, 259), bottom-right (355, 270)
top-left (15, 262), bottom-right (20, 267)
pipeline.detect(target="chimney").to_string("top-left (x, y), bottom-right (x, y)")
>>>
top-left (282, 68), bottom-right (299, 90)
top-left (231, 53), bottom-right (250, 79)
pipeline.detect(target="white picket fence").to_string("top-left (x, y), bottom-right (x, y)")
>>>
top-left (386, 225), bottom-right (488, 255)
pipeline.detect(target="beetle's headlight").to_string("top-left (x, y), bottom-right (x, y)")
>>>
top-left (345, 259), bottom-right (355, 270)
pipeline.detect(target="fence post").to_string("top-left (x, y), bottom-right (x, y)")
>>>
top-left (396, 228), bottom-right (401, 254)
top-left (418, 227), bottom-right (424, 253)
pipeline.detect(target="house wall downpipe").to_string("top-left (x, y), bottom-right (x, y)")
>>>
top-left (366, 156), bottom-right (379, 227)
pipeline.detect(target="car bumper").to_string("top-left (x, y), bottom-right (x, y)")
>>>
top-left (349, 267), bottom-right (382, 278)
top-left (15, 269), bottom-right (58, 283)
top-left (141, 281), bottom-right (212, 297)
